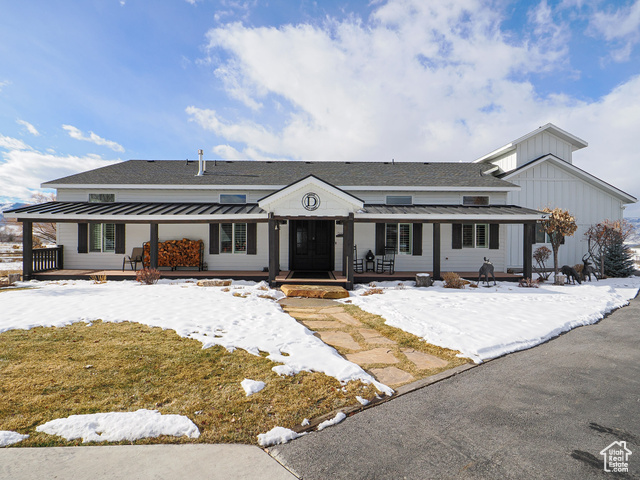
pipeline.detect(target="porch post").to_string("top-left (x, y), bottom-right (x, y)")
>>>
top-left (343, 213), bottom-right (354, 290)
top-left (22, 220), bottom-right (33, 280)
top-left (432, 222), bottom-right (441, 280)
top-left (523, 222), bottom-right (534, 280)
top-left (149, 222), bottom-right (158, 269)
top-left (268, 214), bottom-right (280, 287)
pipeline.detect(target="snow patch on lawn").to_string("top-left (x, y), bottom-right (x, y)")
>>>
top-left (345, 278), bottom-right (640, 363)
top-left (0, 431), bottom-right (28, 446)
top-left (257, 426), bottom-right (302, 447)
top-left (35, 409), bottom-right (199, 443)
top-left (0, 279), bottom-right (391, 394)
top-left (241, 378), bottom-right (266, 396)
top-left (316, 412), bottom-right (347, 431)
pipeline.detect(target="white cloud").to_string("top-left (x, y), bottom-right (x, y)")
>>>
top-left (0, 80), bottom-right (9, 92)
top-left (62, 125), bottom-right (125, 153)
top-left (589, 0), bottom-right (640, 62)
top-left (0, 136), bottom-right (118, 201)
top-left (16, 119), bottom-right (40, 136)
top-left (186, 0), bottom-right (640, 214)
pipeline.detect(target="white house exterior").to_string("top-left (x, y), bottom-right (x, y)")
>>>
top-left (6, 124), bottom-right (636, 287)
top-left (474, 124), bottom-right (637, 269)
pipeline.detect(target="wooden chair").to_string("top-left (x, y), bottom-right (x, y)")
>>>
top-left (376, 247), bottom-right (396, 274)
top-left (354, 245), bottom-right (364, 274)
top-left (122, 247), bottom-right (144, 271)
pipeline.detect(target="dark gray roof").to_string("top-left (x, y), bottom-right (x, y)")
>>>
top-left (6, 201), bottom-right (544, 223)
top-left (7, 201), bottom-right (265, 217)
top-left (43, 160), bottom-right (517, 189)
top-left (360, 204), bottom-right (544, 217)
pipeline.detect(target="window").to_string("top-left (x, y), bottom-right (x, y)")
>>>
top-left (462, 224), bottom-right (488, 248)
top-left (89, 193), bottom-right (115, 203)
top-left (386, 195), bottom-right (412, 205)
top-left (386, 223), bottom-right (412, 254)
top-left (220, 194), bottom-right (247, 204)
top-left (462, 196), bottom-right (489, 206)
top-left (535, 223), bottom-right (550, 243)
top-left (220, 223), bottom-right (247, 253)
top-left (89, 223), bottom-right (115, 252)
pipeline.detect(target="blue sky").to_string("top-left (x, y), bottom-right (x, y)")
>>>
top-left (1, 0), bottom-right (640, 215)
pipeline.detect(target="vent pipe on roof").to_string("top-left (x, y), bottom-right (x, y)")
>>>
top-left (196, 149), bottom-right (204, 176)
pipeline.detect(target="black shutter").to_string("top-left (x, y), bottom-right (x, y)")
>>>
top-left (452, 223), bottom-right (462, 249)
top-left (375, 223), bottom-right (386, 255)
top-left (247, 223), bottom-right (257, 255)
top-left (489, 224), bottom-right (499, 250)
top-left (78, 223), bottom-right (88, 254)
top-left (115, 224), bottom-right (126, 254)
top-left (412, 223), bottom-right (422, 256)
top-left (209, 223), bottom-right (219, 254)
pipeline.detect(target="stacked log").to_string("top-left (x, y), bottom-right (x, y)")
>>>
top-left (143, 238), bottom-right (203, 268)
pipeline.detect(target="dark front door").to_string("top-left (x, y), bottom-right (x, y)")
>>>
top-left (290, 220), bottom-right (334, 271)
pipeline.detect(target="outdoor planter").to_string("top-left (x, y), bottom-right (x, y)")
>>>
top-left (415, 273), bottom-right (433, 287)
top-left (554, 274), bottom-right (566, 285)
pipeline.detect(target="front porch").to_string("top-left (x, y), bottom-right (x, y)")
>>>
top-left (30, 269), bottom-right (522, 285)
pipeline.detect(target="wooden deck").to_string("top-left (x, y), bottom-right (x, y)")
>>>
top-left (32, 269), bottom-right (522, 283)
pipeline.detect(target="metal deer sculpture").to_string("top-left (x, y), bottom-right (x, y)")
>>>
top-left (478, 257), bottom-right (496, 286)
top-left (581, 254), bottom-right (598, 282)
top-left (560, 265), bottom-right (582, 284)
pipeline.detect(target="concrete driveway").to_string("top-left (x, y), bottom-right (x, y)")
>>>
top-left (270, 295), bottom-right (640, 479)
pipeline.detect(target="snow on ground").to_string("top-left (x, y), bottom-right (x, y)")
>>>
top-left (241, 378), bottom-right (266, 396)
top-left (316, 412), bottom-right (347, 431)
top-left (35, 409), bottom-right (199, 443)
top-left (257, 426), bottom-right (302, 447)
top-left (0, 279), bottom-right (392, 395)
top-left (0, 261), bottom-right (21, 271)
top-left (0, 431), bottom-right (29, 447)
top-left (345, 277), bottom-right (640, 363)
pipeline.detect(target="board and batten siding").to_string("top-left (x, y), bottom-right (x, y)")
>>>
top-left (505, 160), bottom-right (625, 269)
top-left (515, 131), bottom-right (573, 167)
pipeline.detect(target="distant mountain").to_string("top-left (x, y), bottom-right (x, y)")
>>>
top-left (626, 217), bottom-right (640, 245)
top-left (1, 202), bottom-right (27, 215)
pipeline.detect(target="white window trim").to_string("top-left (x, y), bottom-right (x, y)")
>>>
top-left (220, 223), bottom-right (247, 254)
top-left (462, 223), bottom-right (489, 249)
top-left (462, 195), bottom-right (490, 206)
top-left (386, 223), bottom-right (413, 255)
top-left (219, 193), bottom-right (247, 204)
top-left (89, 223), bottom-right (116, 253)
top-left (386, 195), bottom-right (413, 205)
top-left (88, 193), bottom-right (116, 203)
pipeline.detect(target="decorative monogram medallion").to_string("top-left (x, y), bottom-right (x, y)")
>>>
top-left (301, 192), bottom-right (321, 211)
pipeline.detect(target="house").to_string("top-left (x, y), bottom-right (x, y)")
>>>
top-left (6, 124), bottom-right (636, 288)
top-left (474, 124), bottom-right (637, 268)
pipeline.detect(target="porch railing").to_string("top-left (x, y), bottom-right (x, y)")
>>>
top-left (33, 246), bottom-right (64, 273)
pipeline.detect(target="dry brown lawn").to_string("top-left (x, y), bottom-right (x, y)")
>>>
top-left (0, 320), bottom-right (377, 447)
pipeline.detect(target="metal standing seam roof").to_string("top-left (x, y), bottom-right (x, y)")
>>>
top-left (360, 204), bottom-right (545, 216)
top-left (42, 160), bottom-right (520, 189)
top-left (6, 201), bottom-right (266, 217)
top-left (5, 201), bottom-right (546, 221)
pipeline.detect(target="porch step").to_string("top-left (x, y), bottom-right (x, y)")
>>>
top-left (280, 284), bottom-right (349, 299)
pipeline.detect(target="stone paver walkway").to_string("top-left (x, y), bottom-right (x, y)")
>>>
top-left (279, 298), bottom-right (455, 389)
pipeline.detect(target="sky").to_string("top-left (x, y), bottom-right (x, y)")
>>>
top-left (1, 0), bottom-right (640, 215)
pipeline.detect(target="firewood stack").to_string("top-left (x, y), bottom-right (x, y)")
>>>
top-left (143, 238), bottom-right (204, 269)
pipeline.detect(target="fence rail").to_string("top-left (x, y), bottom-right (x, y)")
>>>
top-left (32, 246), bottom-right (64, 273)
